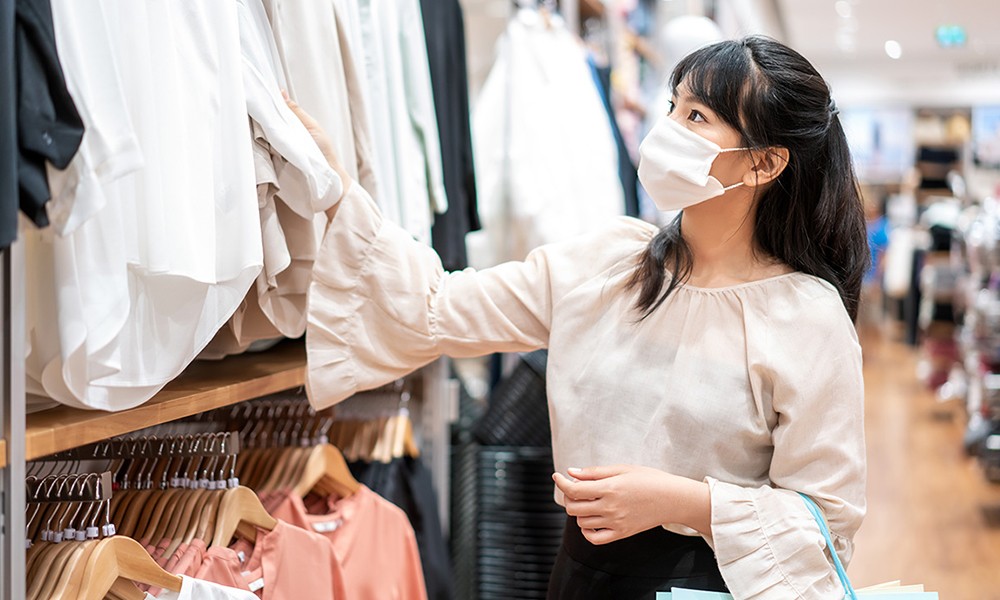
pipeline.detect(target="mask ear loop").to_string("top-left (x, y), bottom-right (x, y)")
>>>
top-left (711, 146), bottom-right (752, 192)
top-left (717, 145), bottom-right (790, 192)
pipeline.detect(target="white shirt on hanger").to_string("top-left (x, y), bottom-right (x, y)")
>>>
top-left (152, 575), bottom-right (259, 600)
top-left (44, 0), bottom-right (143, 236)
top-left (467, 9), bottom-right (625, 268)
top-left (354, 0), bottom-right (448, 245)
top-left (262, 0), bottom-right (378, 202)
top-left (27, 1), bottom-right (263, 411)
top-left (199, 0), bottom-right (344, 358)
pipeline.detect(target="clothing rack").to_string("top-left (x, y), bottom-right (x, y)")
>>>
top-left (2, 241), bottom-right (27, 598)
top-left (0, 242), bottom-right (458, 597)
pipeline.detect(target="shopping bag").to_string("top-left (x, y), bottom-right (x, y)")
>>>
top-left (655, 494), bottom-right (938, 599)
top-left (657, 589), bottom-right (934, 600)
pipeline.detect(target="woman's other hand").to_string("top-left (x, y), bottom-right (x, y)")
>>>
top-left (282, 90), bottom-right (354, 191)
top-left (552, 465), bottom-right (711, 545)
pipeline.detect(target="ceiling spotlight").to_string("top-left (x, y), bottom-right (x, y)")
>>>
top-left (835, 0), bottom-right (852, 18)
top-left (884, 40), bottom-right (902, 59)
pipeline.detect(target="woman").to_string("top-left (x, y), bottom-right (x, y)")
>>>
top-left (292, 35), bottom-right (868, 599)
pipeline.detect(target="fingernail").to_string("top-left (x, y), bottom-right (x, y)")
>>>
top-left (567, 467), bottom-right (582, 475)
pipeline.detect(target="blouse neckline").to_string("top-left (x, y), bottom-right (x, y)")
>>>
top-left (671, 271), bottom-right (803, 294)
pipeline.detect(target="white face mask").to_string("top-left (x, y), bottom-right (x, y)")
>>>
top-left (638, 116), bottom-right (749, 212)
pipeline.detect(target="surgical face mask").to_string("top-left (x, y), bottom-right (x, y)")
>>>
top-left (638, 116), bottom-right (749, 212)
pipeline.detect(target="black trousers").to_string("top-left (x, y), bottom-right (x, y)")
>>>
top-left (547, 517), bottom-right (729, 599)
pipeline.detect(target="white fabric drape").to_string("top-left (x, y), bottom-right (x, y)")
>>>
top-left (467, 9), bottom-right (625, 269)
top-left (26, 0), bottom-right (262, 410)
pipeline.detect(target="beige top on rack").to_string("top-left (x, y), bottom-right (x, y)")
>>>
top-left (24, 341), bottom-right (305, 462)
top-left (307, 182), bottom-right (867, 599)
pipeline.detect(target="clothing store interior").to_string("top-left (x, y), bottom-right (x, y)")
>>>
top-left (3, 0), bottom-right (1000, 598)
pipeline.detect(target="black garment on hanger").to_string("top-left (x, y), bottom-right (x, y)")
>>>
top-left (1, 0), bottom-right (17, 249)
top-left (591, 62), bottom-right (640, 218)
top-left (350, 456), bottom-right (455, 600)
top-left (420, 0), bottom-right (480, 271)
top-left (14, 0), bottom-right (84, 230)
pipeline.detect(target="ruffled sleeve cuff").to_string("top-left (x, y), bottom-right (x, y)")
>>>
top-left (705, 478), bottom-right (850, 600)
top-left (306, 181), bottom-right (443, 409)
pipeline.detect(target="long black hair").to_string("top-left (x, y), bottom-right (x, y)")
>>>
top-left (626, 36), bottom-right (870, 321)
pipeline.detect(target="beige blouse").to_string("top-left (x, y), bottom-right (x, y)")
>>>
top-left (307, 183), bottom-right (867, 600)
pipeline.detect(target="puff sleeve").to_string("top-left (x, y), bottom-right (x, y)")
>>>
top-left (705, 286), bottom-right (867, 599)
top-left (306, 181), bottom-right (652, 409)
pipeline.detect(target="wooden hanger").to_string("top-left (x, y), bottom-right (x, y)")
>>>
top-left (347, 421), bottom-right (366, 463)
top-left (293, 444), bottom-right (361, 499)
top-left (28, 542), bottom-right (72, 600)
top-left (193, 490), bottom-right (224, 544)
top-left (75, 536), bottom-right (183, 600)
top-left (210, 486), bottom-right (276, 548)
top-left (328, 420), bottom-right (347, 451)
top-left (356, 420), bottom-right (376, 463)
top-left (280, 448), bottom-right (306, 493)
top-left (163, 452), bottom-right (218, 555)
top-left (181, 487), bottom-right (220, 545)
top-left (234, 448), bottom-right (260, 489)
top-left (260, 447), bottom-right (298, 492)
top-left (29, 502), bottom-right (61, 542)
top-left (108, 578), bottom-right (148, 600)
top-left (280, 448), bottom-right (312, 492)
top-left (394, 414), bottom-right (421, 460)
top-left (117, 489), bottom-right (157, 540)
top-left (110, 489), bottom-right (139, 531)
top-left (141, 487), bottom-right (185, 548)
top-left (35, 497), bottom-right (103, 598)
top-left (47, 540), bottom-right (97, 600)
top-left (244, 448), bottom-right (281, 491)
top-left (161, 488), bottom-right (205, 560)
top-left (374, 417), bottom-right (394, 463)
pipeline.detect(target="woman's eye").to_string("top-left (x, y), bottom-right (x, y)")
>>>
top-left (689, 110), bottom-right (706, 123)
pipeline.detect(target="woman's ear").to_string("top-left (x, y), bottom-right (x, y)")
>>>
top-left (743, 146), bottom-right (790, 188)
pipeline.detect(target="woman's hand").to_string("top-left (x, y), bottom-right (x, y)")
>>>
top-left (552, 465), bottom-right (711, 545)
top-left (282, 91), bottom-right (354, 191)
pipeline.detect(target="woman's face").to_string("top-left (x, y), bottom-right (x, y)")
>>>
top-left (668, 83), bottom-right (751, 189)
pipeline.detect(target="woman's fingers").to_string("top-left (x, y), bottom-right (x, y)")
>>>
top-left (282, 91), bottom-right (321, 132)
top-left (563, 498), bottom-right (601, 517)
top-left (580, 527), bottom-right (621, 546)
top-left (552, 472), bottom-right (602, 501)
top-left (574, 516), bottom-right (606, 529)
top-left (281, 90), bottom-right (352, 188)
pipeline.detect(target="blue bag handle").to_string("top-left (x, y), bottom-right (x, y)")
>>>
top-left (798, 493), bottom-right (858, 600)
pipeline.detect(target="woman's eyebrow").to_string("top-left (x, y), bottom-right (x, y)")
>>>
top-left (672, 87), bottom-right (693, 101)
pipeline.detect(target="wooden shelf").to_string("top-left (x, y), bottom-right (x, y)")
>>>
top-left (25, 341), bottom-right (306, 461)
top-left (0, 440), bottom-right (6, 469)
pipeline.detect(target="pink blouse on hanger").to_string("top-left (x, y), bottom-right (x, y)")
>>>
top-left (196, 520), bottom-right (347, 600)
top-left (268, 485), bottom-right (427, 600)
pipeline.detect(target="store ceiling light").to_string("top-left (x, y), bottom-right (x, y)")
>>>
top-left (835, 0), bottom-right (852, 18)
top-left (936, 24), bottom-right (967, 48)
top-left (884, 40), bottom-right (902, 59)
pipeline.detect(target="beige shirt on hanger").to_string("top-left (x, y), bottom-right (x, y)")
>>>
top-left (307, 182), bottom-right (866, 600)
